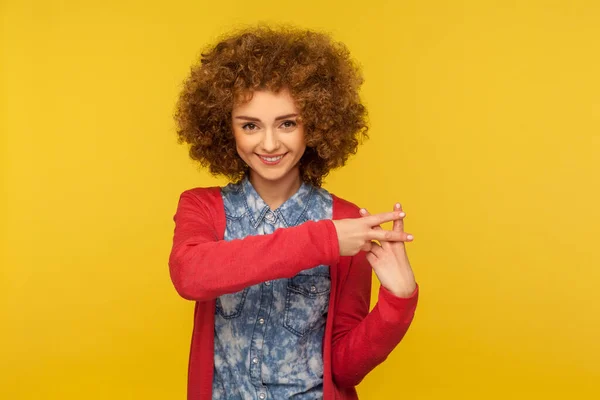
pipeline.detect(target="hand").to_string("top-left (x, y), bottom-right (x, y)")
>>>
top-left (332, 211), bottom-right (411, 257)
top-left (360, 203), bottom-right (417, 298)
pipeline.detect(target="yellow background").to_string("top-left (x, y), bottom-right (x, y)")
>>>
top-left (2, 0), bottom-right (599, 398)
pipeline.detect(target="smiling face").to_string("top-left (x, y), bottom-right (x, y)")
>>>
top-left (231, 89), bottom-right (306, 191)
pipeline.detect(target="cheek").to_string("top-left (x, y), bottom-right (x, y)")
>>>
top-left (292, 128), bottom-right (307, 151)
top-left (298, 137), bottom-right (307, 155)
top-left (232, 131), bottom-right (251, 154)
top-left (297, 140), bottom-right (307, 154)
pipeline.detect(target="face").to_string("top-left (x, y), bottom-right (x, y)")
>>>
top-left (231, 89), bottom-right (306, 187)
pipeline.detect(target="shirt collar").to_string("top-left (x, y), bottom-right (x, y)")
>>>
top-left (241, 177), bottom-right (314, 228)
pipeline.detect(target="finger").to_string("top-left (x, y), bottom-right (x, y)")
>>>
top-left (365, 252), bottom-right (378, 266)
top-left (370, 241), bottom-right (384, 257)
top-left (393, 203), bottom-right (405, 233)
top-left (360, 208), bottom-right (382, 230)
top-left (368, 229), bottom-right (414, 242)
top-left (360, 241), bottom-right (373, 252)
top-left (360, 208), bottom-right (392, 250)
top-left (364, 211), bottom-right (403, 227)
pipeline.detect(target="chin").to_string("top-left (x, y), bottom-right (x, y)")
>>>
top-left (250, 163), bottom-right (299, 183)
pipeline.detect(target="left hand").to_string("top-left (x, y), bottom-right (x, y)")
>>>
top-left (360, 203), bottom-right (417, 298)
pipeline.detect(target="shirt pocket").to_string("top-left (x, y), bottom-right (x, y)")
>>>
top-left (283, 266), bottom-right (331, 337)
top-left (216, 287), bottom-right (249, 319)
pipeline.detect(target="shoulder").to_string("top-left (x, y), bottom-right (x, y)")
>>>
top-left (302, 186), bottom-right (334, 222)
top-left (179, 186), bottom-right (222, 203)
top-left (310, 186), bottom-right (334, 209)
top-left (331, 193), bottom-right (362, 219)
top-left (176, 186), bottom-right (225, 218)
top-left (175, 186), bottom-right (228, 228)
top-left (184, 181), bottom-right (245, 218)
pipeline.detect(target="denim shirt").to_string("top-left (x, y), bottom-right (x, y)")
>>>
top-left (212, 178), bottom-right (333, 400)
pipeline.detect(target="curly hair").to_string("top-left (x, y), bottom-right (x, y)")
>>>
top-left (174, 26), bottom-right (368, 187)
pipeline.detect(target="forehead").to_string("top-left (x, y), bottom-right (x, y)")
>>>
top-left (232, 89), bottom-right (299, 118)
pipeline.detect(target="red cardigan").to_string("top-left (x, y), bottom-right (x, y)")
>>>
top-left (169, 187), bottom-right (419, 400)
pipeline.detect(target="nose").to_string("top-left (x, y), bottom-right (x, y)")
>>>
top-left (261, 128), bottom-right (280, 153)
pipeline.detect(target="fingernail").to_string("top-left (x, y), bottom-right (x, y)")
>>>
top-left (360, 208), bottom-right (366, 214)
top-left (399, 212), bottom-right (406, 217)
top-left (407, 234), bottom-right (414, 240)
top-left (396, 203), bottom-right (401, 209)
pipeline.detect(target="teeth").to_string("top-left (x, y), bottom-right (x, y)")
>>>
top-left (262, 155), bottom-right (283, 162)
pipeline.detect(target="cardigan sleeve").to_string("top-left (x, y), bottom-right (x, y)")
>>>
top-left (168, 189), bottom-right (340, 302)
top-left (330, 250), bottom-right (419, 388)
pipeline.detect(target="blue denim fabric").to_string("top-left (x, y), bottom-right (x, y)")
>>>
top-left (212, 177), bottom-right (333, 400)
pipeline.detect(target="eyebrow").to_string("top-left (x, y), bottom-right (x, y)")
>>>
top-left (234, 113), bottom-right (298, 122)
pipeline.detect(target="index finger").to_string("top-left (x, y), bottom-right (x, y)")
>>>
top-left (393, 203), bottom-right (405, 232)
top-left (361, 208), bottom-right (393, 250)
top-left (367, 229), bottom-right (409, 242)
top-left (363, 211), bottom-right (403, 227)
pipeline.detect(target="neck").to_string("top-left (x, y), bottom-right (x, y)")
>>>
top-left (249, 168), bottom-right (302, 210)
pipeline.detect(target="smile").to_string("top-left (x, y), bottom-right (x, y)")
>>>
top-left (258, 154), bottom-right (286, 165)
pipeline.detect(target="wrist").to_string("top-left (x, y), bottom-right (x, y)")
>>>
top-left (386, 285), bottom-right (417, 299)
top-left (383, 274), bottom-right (417, 298)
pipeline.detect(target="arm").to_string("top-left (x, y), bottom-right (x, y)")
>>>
top-left (331, 251), bottom-right (419, 387)
top-left (169, 190), bottom-right (340, 301)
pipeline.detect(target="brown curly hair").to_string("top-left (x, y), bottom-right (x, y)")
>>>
top-left (174, 26), bottom-right (368, 187)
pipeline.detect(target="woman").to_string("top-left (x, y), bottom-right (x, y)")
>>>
top-left (170, 26), bottom-right (419, 400)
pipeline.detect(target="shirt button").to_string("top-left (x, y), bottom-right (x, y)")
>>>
top-left (310, 285), bottom-right (317, 293)
top-left (265, 211), bottom-right (275, 223)
top-left (258, 318), bottom-right (265, 325)
top-left (252, 357), bottom-right (259, 364)
top-left (264, 281), bottom-right (271, 286)
top-left (259, 393), bottom-right (266, 400)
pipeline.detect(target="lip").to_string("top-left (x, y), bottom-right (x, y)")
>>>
top-left (257, 153), bottom-right (287, 166)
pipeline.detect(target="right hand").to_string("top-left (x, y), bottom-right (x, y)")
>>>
top-left (332, 211), bottom-right (411, 256)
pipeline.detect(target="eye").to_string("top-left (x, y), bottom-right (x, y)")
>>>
top-left (242, 123), bottom-right (258, 131)
top-left (280, 120), bottom-right (297, 130)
